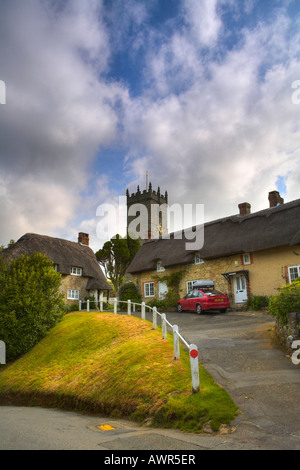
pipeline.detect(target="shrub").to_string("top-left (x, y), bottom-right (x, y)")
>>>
top-left (119, 282), bottom-right (142, 304)
top-left (246, 294), bottom-right (270, 311)
top-left (269, 277), bottom-right (300, 325)
top-left (147, 291), bottom-right (180, 311)
top-left (0, 253), bottom-right (65, 361)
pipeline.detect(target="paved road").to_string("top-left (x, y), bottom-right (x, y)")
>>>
top-left (1, 309), bottom-right (300, 450)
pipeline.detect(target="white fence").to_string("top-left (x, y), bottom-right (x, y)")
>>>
top-left (78, 298), bottom-right (200, 394)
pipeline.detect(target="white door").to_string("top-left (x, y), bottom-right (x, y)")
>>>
top-left (159, 281), bottom-right (168, 299)
top-left (233, 274), bottom-right (248, 304)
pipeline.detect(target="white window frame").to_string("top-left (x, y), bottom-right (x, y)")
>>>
top-left (157, 261), bottom-right (165, 272)
top-left (70, 266), bottom-right (82, 276)
top-left (195, 254), bottom-right (204, 265)
top-left (288, 265), bottom-right (300, 282)
top-left (67, 289), bottom-right (80, 300)
top-left (144, 282), bottom-right (155, 297)
top-left (186, 280), bottom-right (201, 293)
top-left (243, 253), bottom-right (251, 265)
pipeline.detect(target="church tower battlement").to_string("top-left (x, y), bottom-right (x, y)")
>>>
top-left (126, 181), bottom-right (168, 241)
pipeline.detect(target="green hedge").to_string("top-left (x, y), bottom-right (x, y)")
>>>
top-left (269, 277), bottom-right (300, 325)
top-left (246, 294), bottom-right (270, 311)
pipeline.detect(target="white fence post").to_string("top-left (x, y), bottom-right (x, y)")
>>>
top-left (173, 325), bottom-right (180, 360)
top-left (100, 299), bottom-right (103, 311)
top-left (114, 298), bottom-right (118, 314)
top-left (152, 306), bottom-right (157, 330)
top-left (162, 314), bottom-right (167, 339)
top-left (141, 301), bottom-right (146, 320)
top-left (133, 302), bottom-right (136, 313)
top-left (79, 300), bottom-right (82, 311)
top-left (87, 300), bottom-right (90, 312)
top-left (0, 340), bottom-right (6, 365)
top-left (127, 299), bottom-right (131, 315)
top-left (189, 344), bottom-right (200, 394)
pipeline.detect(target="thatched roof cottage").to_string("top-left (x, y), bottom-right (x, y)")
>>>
top-left (2, 232), bottom-right (111, 304)
top-left (127, 191), bottom-right (300, 306)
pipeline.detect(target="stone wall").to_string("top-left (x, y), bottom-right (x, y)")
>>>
top-left (275, 312), bottom-right (300, 352)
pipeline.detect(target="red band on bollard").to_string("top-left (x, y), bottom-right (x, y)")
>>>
top-left (190, 349), bottom-right (198, 358)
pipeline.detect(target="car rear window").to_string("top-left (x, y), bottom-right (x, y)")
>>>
top-left (201, 289), bottom-right (222, 295)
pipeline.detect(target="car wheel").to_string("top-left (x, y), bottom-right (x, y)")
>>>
top-left (220, 309), bottom-right (227, 313)
top-left (196, 304), bottom-right (202, 315)
top-left (177, 303), bottom-right (183, 313)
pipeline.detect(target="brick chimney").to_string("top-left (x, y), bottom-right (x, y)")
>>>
top-left (238, 202), bottom-right (251, 216)
top-left (268, 191), bottom-right (284, 208)
top-left (78, 232), bottom-right (89, 246)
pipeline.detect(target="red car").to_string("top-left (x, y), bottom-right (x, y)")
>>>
top-left (177, 280), bottom-right (230, 314)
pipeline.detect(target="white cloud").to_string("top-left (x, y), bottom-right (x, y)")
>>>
top-left (182, 0), bottom-right (222, 47)
top-left (123, 5), bottom-right (300, 221)
top-left (0, 0), bottom-right (128, 245)
top-left (0, 0), bottom-right (299, 249)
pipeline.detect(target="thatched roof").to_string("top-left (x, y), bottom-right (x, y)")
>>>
top-left (127, 198), bottom-right (300, 274)
top-left (2, 233), bottom-right (111, 291)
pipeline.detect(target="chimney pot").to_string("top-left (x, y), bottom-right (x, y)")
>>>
top-left (238, 202), bottom-right (251, 216)
top-left (268, 191), bottom-right (284, 208)
top-left (78, 232), bottom-right (89, 246)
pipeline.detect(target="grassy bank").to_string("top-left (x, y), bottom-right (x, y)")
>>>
top-left (0, 312), bottom-right (238, 433)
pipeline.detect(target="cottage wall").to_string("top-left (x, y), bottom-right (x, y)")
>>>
top-left (60, 275), bottom-right (90, 303)
top-left (131, 244), bottom-right (300, 307)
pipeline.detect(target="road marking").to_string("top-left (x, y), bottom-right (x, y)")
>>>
top-left (97, 424), bottom-right (116, 431)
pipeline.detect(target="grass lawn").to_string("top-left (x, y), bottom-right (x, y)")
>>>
top-left (0, 312), bottom-right (238, 433)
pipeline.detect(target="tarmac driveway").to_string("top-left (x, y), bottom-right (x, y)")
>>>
top-left (165, 308), bottom-right (300, 448)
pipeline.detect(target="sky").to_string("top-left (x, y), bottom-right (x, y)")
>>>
top-left (0, 0), bottom-right (299, 252)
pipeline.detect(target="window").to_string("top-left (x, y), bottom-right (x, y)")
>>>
top-left (186, 280), bottom-right (201, 293)
top-left (67, 289), bottom-right (80, 300)
top-left (243, 253), bottom-right (251, 265)
top-left (70, 267), bottom-right (82, 276)
top-left (192, 290), bottom-right (203, 297)
top-left (288, 266), bottom-right (300, 282)
top-left (195, 254), bottom-right (204, 265)
top-left (157, 261), bottom-right (165, 272)
top-left (53, 264), bottom-right (58, 271)
top-left (144, 282), bottom-right (155, 297)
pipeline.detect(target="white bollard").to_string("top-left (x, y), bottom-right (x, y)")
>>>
top-left (141, 301), bottom-right (146, 320)
top-left (189, 344), bottom-right (200, 394)
top-left (152, 307), bottom-right (157, 330)
top-left (87, 299), bottom-right (90, 312)
top-left (79, 300), bottom-right (82, 311)
top-left (114, 298), bottom-right (117, 314)
top-left (127, 299), bottom-right (131, 315)
top-left (0, 340), bottom-right (6, 365)
top-left (162, 313), bottom-right (167, 339)
top-left (173, 325), bottom-right (180, 360)
top-left (100, 300), bottom-right (103, 311)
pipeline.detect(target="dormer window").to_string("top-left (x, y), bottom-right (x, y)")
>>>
top-left (70, 267), bottom-right (82, 276)
top-left (157, 260), bottom-right (165, 272)
top-left (195, 254), bottom-right (204, 265)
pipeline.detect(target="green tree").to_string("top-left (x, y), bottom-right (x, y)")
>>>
top-left (0, 252), bottom-right (65, 361)
top-left (95, 234), bottom-right (140, 296)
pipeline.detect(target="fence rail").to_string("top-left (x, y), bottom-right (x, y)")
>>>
top-left (78, 298), bottom-right (200, 394)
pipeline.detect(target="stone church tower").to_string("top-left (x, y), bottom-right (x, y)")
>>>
top-left (126, 178), bottom-right (168, 243)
